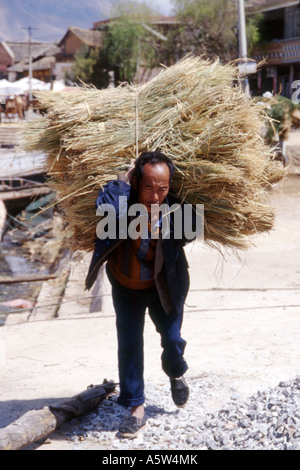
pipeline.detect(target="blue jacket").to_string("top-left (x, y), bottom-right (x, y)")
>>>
top-left (85, 180), bottom-right (195, 315)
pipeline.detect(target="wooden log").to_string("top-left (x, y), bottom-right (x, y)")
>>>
top-left (0, 199), bottom-right (6, 241)
top-left (0, 186), bottom-right (52, 201)
top-left (0, 380), bottom-right (117, 450)
top-left (0, 273), bottom-right (60, 284)
top-left (0, 408), bottom-right (62, 451)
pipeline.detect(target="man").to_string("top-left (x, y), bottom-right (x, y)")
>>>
top-left (85, 151), bottom-right (195, 438)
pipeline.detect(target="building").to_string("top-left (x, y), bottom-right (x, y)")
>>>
top-left (0, 26), bottom-right (103, 85)
top-left (0, 15), bottom-right (183, 88)
top-left (0, 42), bottom-right (14, 79)
top-left (92, 15), bottom-right (177, 34)
top-left (248, 0), bottom-right (300, 97)
top-left (0, 41), bottom-right (59, 81)
top-left (93, 16), bottom-right (179, 83)
top-left (5, 42), bottom-right (61, 82)
top-left (57, 26), bottom-right (104, 81)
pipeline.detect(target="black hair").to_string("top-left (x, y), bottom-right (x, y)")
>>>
top-left (131, 151), bottom-right (175, 190)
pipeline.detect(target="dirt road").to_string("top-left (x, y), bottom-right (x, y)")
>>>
top-left (0, 174), bottom-right (299, 449)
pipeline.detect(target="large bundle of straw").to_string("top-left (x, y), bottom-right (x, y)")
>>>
top-left (22, 56), bottom-right (285, 253)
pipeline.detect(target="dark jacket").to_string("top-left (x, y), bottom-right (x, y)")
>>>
top-left (85, 180), bottom-right (195, 315)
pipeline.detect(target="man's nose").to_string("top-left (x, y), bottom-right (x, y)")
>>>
top-left (152, 192), bottom-right (159, 203)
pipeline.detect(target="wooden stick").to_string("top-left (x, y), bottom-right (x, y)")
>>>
top-left (0, 380), bottom-right (117, 450)
top-left (0, 273), bottom-right (60, 284)
top-left (0, 186), bottom-right (52, 201)
top-left (0, 199), bottom-right (6, 241)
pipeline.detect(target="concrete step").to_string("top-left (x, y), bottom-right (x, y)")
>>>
top-left (0, 125), bottom-right (23, 146)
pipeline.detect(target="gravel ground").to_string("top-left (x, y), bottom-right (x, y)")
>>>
top-left (53, 374), bottom-right (300, 451)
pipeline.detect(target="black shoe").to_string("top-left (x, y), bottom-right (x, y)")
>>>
top-left (119, 415), bottom-right (147, 439)
top-left (170, 376), bottom-right (189, 408)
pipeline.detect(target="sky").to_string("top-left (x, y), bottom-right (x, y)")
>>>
top-left (0, 0), bottom-right (175, 43)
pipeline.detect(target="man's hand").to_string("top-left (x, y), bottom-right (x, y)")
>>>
top-left (121, 159), bottom-right (136, 184)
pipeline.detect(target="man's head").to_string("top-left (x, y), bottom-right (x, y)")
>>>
top-left (131, 152), bottom-right (174, 212)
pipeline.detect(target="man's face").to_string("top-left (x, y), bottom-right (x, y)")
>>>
top-left (136, 162), bottom-right (170, 214)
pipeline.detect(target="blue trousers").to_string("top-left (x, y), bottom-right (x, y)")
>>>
top-left (107, 266), bottom-right (188, 407)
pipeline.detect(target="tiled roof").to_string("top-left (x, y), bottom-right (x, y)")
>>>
top-left (4, 41), bottom-right (58, 62)
top-left (93, 15), bottom-right (178, 30)
top-left (59, 27), bottom-right (103, 47)
top-left (246, 0), bottom-right (298, 11)
top-left (7, 55), bottom-right (56, 73)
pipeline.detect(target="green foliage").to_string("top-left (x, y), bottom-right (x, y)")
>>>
top-left (246, 13), bottom-right (264, 54)
top-left (172, 0), bottom-right (262, 60)
top-left (264, 96), bottom-right (298, 141)
top-left (72, 44), bottom-right (116, 89)
top-left (71, 0), bottom-right (263, 88)
top-left (104, 1), bottom-right (159, 83)
top-left (72, 0), bottom-right (160, 87)
top-left (173, 0), bottom-right (238, 60)
top-left (72, 46), bottom-right (98, 84)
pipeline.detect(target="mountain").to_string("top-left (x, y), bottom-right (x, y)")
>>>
top-left (0, 0), bottom-right (173, 43)
top-left (0, 0), bottom-right (116, 42)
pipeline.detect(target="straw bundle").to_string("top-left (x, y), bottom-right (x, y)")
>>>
top-left (22, 56), bottom-right (285, 253)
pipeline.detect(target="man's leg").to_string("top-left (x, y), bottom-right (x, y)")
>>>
top-left (148, 291), bottom-right (188, 379)
top-left (111, 282), bottom-right (148, 437)
top-left (147, 290), bottom-right (189, 407)
top-left (111, 283), bottom-right (146, 409)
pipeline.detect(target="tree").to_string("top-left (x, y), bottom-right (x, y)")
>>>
top-left (172, 0), bottom-right (237, 61)
top-left (71, 0), bottom-right (263, 89)
top-left (72, 1), bottom-right (163, 87)
top-left (171, 0), bottom-right (262, 61)
top-left (71, 45), bottom-right (114, 89)
top-left (103, 1), bottom-right (160, 83)
top-left (72, 46), bottom-right (98, 84)
top-left (246, 12), bottom-right (264, 55)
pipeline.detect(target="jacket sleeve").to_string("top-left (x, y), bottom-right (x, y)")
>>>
top-left (96, 180), bottom-right (131, 212)
top-left (95, 179), bottom-right (131, 241)
top-left (85, 180), bottom-right (131, 291)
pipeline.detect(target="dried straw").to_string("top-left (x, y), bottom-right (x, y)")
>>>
top-left (22, 56), bottom-right (286, 252)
